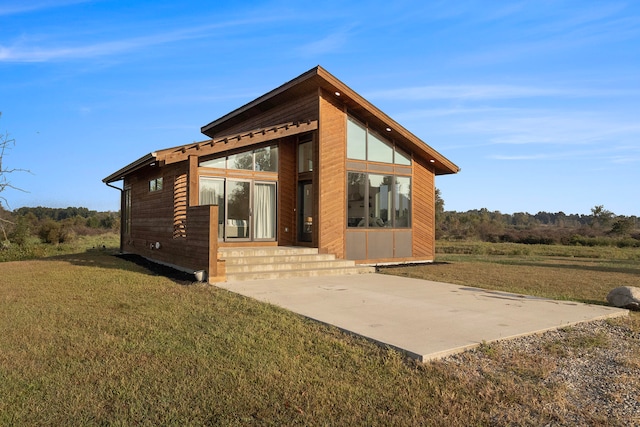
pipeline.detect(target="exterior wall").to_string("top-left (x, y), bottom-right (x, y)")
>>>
top-left (215, 91), bottom-right (319, 137)
top-left (123, 162), bottom-right (220, 278)
top-left (278, 136), bottom-right (297, 246)
top-left (318, 89), bottom-right (347, 258)
top-left (412, 157), bottom-right (436, 259)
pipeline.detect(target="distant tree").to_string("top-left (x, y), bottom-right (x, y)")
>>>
top-left (609, 217), bottom-right (635, 236)
top-left (590, 205), bottom-right (614, 229)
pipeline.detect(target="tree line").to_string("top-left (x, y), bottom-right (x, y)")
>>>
top-left (0, 206), bottom-right (119, 246)
top-left (435, 191), bottom-right (640, 247)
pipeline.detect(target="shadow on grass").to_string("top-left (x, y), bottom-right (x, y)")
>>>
top-left (46, 249), bottom-right (198, 285)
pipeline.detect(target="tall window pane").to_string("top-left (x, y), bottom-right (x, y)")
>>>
top-left (298, 140), bottom-right (313, 172)
top-left (368, 131), bottom-right (393, 163)
top-left (255, 145), bottom-right (278, 172)
top-left (368, 174), bottom-right (392, 227)
top-left (347, 117), bottom-right (366, 160)
top-left (254, 183), bottom-right (276, 239)
top-left (199, 177), bottom-right (225, 239)
top-left (395, 176), bottom-right (411, 227)
top-left (347, 172), bottom-right (366, 227)
top-left (226, 181), bottom-right (250, 239)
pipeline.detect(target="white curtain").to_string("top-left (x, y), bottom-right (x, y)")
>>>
top-left (254, 183), bottom-right (275, 239)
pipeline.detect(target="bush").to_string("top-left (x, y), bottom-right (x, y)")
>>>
top-left (38, 220), bottom-right (73, 244)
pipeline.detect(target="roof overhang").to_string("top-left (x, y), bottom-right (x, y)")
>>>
top-left (201, 65), bottom-right (460, 175)
top-left (102, 152), bottom-right (157, 184)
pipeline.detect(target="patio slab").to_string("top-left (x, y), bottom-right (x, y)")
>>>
top-left (216, 273), bottom-right (627, 362)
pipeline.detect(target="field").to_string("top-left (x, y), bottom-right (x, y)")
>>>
top-left (1, 240), bottom-right (639, 425)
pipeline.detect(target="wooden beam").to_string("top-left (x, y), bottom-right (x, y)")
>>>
top-left (160, 120), bottom-right (318, 165)
top-left (188, 155), bottom-right (199, 207)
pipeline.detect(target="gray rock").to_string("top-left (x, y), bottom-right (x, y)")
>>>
top-left (606, 286), bottom-right (640, 311)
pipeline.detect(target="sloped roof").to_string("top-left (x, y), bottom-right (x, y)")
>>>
top-left (103, 66), bottom-right (459, 184)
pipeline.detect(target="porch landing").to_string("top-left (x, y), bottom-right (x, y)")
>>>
top-left (219, 246), bottom-right (374, 282)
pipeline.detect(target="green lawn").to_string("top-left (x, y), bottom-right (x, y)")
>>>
top-left (1, 243), bottom-right (638, 425)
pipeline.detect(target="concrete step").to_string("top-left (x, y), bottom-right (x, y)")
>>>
top-left (225, 266), bottom-right (376, 282)
top-left (222, 253), bottom-right (337, 266)
top-left (218, 246), bottom-right (319, 258)
top-left (218, 246), bottom-right (374, 282)
top-left (225, 259), bottom-right (358, 274)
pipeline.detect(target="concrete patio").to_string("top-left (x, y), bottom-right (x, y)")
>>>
top-left (216, 273), bottom-right (627, 362)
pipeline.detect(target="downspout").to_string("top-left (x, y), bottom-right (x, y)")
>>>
top-left (104, 181), bottom-right (124, 253)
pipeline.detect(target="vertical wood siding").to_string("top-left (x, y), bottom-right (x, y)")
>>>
top-left (278, 136), bottom-right (296, 246)
top-left (318, 90), bottom-right (346, 258)
top-left (412, 157), bottom-right (436, 258)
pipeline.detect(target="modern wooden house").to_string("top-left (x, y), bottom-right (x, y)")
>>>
top-left (103, 66), bottom-right (459, 282)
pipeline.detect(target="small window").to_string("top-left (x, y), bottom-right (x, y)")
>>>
top-left (394, 147), bottom-right (411, 165)
top-left (255, 145), bottom-right (278, 172)
top-left (227, 152), bottom-right (253, 170)
top-left (200, 157), bottom-right (226, 169)
top-left (149, 177), bottom-right (163, 192)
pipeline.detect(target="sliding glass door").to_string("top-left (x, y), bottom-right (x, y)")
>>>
top-left (199, 177), bottom-right (276, 241)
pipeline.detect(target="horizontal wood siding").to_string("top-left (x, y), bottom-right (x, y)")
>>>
top-left (318, 90), bottom-right (346, 258)
top-left (216, 92), bottom-right (319, 138)
top-left (123, 162), bottom-right (220, 279)
top-left (412, 158), bottom-right (436, 259)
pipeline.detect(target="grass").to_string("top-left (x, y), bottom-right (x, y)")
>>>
top-left (0, 232), bottom-right (119, 262)
top-left (1, 240), bottom-right (639, 425)
top-left (379, 241), bottom-right (640, 305)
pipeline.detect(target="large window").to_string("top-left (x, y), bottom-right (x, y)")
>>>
top-left (200, 144), bottom-right (278, 172)
top-left (347, 172), bottom-right (411, 228)
top-left (347, 116), bottom-right (412, 165)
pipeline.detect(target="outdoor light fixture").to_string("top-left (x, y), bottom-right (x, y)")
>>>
top-left (385, 127), bottom-right (392, 132)
top-left (334, 91), bottom-right (341, 96)
top-left (430, 159), bottom-right (436, 163)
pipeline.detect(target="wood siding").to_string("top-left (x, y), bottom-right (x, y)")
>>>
top-left (122, 162), bottom-right (220, 279)
top-left (214, 92), bottom-right (319, 138)
top-left (318, 89), bottom-right (346, 258)
top-left (278, 136), bottom-right (296, 246)
top-left (412, 157), bottom-right (436, 259)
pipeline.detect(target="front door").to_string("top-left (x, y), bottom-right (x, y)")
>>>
top-left (298, 180), bottom-right (313, 242)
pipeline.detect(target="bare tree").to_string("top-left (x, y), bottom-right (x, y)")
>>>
top-left (0, 113), bottom-right (29, 243)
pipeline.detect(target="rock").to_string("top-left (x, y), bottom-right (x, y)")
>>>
top-left (606, 286), bottom-right (640, 311)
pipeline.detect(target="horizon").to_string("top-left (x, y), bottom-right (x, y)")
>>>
top-left (2, 1), bottom-right (639, 216)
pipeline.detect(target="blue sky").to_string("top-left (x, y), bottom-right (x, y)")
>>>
top-left (1, 0), bottom-right (639, 215)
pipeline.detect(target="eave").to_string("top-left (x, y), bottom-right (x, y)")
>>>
top-left (201, 65), bottom-right (460, 176)
top-left (102, 152), bottom-right (157, 184)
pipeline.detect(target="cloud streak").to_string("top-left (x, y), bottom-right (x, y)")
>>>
top-left (0, 16), bottom-right (283, 62)
top-left (0, 0), bottom-right (91, 16)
